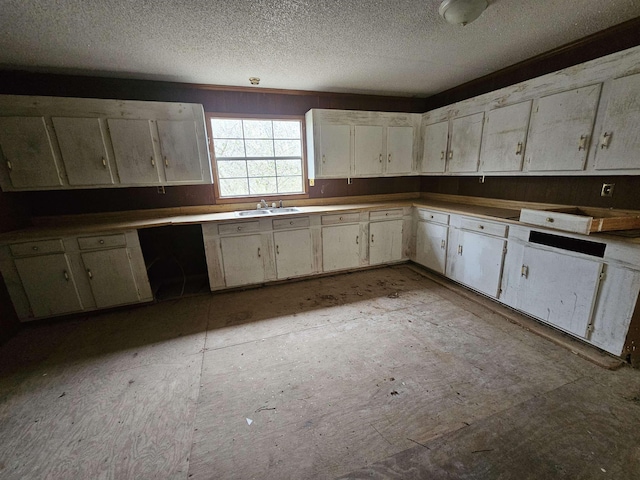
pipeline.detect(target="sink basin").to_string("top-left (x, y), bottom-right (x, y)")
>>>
top-left (234, 207), bottom-right (301, 217)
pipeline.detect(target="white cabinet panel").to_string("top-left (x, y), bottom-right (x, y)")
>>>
top-left (447, 229), bottom-right (506, 298)
top-left (157, 119), bottom-right (204, 183)
top-left (386, 126), bottom-right (414, 174)
top-left (594, 73), bottom-right (640, 170)
top-left (481, 101), bottom-right (531, 172)
top-left (517, 246), bottom-right (603, 338)
top-left (52, 117), bottom-right (114, 186)
top-left (0, 116), bottom-right (62, 188)
top-left (526, 84), bottom-right (601, 171)
top-left (220, 234), bottom-right (267, 286)
top-left (415, 221), bottom-right (448, 274)
top-left (274, 229), bottom-right (314, 279)
top-left (319, 124), bottom-right (351, 177)
top-left (449, 112), bottom-right (484, 173)
top-left (322, 224), bottom-right (360, 272)
top-left (15, 254), bottom-right (83, 317)
top-left (421, 120), bottom-right (448, 173)
top-left (81, 248), bottom-right (140, 308)
top-left (354, 125), bottom-right (383, 176)
top-left (369, 220), bottom-right (403, 265)
top-left (108, 119), bottom-right (160, 184)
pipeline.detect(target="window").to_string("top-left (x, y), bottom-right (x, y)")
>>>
top-left (209, 117), bottom-right (306, 198)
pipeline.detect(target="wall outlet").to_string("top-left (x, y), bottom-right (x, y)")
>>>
top-left (157, 186), bottom-right (166, 194)
top-left (601, 183), bottom-right (614, 197)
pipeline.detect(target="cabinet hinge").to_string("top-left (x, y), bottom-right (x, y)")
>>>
top-left (127, 250), bottom-right (132, 260)
top-left (599, 272), bottom-right (605, 281)
top-left (503, 246), bottom-right (507, 254)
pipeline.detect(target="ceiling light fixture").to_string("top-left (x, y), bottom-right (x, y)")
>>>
top-left (439, 0), bottom-right (488, 26)
top-left (249, 77), bottom-right (260, 85)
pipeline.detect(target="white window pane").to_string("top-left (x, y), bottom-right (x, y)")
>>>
top-left (246, 139), bottom-right (274, 157)
top-left (249, 177), bottom-right (277, 195)
top-left (217, 160), bottom-right (247, 179)
top-left (211, 119), bottom-right (243, 138)
top-left (277, 176), bottom-right (303, 193)
top-left (274, 139), bottom-right (301, 157)
top-left (273, 121), bottom-right (301, 139)
top-left (219, 178), bottom-right (249, 196)
top-left (276, 159), bottom-right (302, 176)
top-left (243, 120), bottom-right (273, 139)
top-left (214, 139), bottom-right (245, 158)
top-left (247, 159), bottom-right (276, 177)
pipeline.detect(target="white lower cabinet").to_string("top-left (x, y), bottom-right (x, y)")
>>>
top-left (414, 209), bottom-right (449, 274)
top-left (322, 224), bottom-right (361, 272)
top-left (220, 234), bottom-right (268, 287)
top-left (274, 229), bottom-right (314, 279)
top-left (369, 219), bottom-right (403, 265)
top-left (14, 253), bottom-right (84, 317)
top-left (80, 248), bottom-right (141, 308)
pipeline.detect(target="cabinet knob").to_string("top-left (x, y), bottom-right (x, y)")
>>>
top-left (32, 246), bottom-right (39, 251)
top-left (99, 239), bottom-right (105, 245)
top-left (164, 156), bottom-right (169, 167)
top-left (601, 132), bottom-right (612, 149)
top-left (63, 270), bottom-right (69, 281)
top-left (6, 160), bottom-right (12, 171)
top-left (102, 157), bottom-right (107, 168)
top-left (289, 221), bottom-right (294, 225)
top-left (257, 247), bottom-right (261, 258)
top-left (379, 154), bottom-right (382, 163)
top-left (546, 217), bottom-right (554, 223)
top-left (521, 265), bottom-right (529, 278)
top-left (276, 245), bottom-right (280, 255)
top-left (339, 216), bottom-right (343, 221)
top-left (356, 235), bottom-right (359, 245)
top-left (87, 269), bottom-right (93, 279)
top-left (237, 226), bottom-right (242, 231)
top-left (441, 239), bottom-right (446, 249)
top-left (478, 225), bottom-right (484, 230)
top-left (430, 215), bottom-right (434, 219)
top-left (448, 151), bottom-right (453, 160)
top-left (150, 156), bottom-right (155, 167)
top-left (385, 212), bottom-right (389, 216)
top-left (440, 151), bottom-right (445, 160)
top-left (388, 154), bottom-right (392, 163)
top-left (371, 234), bottom-right (374, 243)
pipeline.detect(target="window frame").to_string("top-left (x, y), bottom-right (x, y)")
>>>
top-left (205, 112), bottom-right (309, 204)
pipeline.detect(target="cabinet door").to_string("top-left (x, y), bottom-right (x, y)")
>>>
top-left (220, 234), bottom-right (266, 286)
top-left (526, 84), bottom-right (601, 171)
top-left (415, 221), bottom-right (447, 274)
top-left (446, 229), bottom-right (506, 298)
top-left (107, 119), bottom-right (160, 184)
top-left (354, 125), bottom-right (383, 176)
top-left (319, 124), bottom-right (350, 177)
top-left (421, 120), bottom-right (448, 173)
top-left (449, 113), bottom-right (484, 173)
top-left (52, 117), bottom-right (114, 186)
top-left (0, 117), bottom-right (62, 188)
top-left (594, 73), bottom-right (640, 170)
top-left (274, 229), bottom-right (314, 279)
top-left (14, 254), bottom-right (83, 317)
top-left (369, 219), bottom-right (403, 265)
top-left (157, 120), bottom-right (204, 183)
top-left (480, 101), bottom-right (531, 172)
top-left (322, 224), bottom-right (360, 272)
top-left (518, 246), bottom-right (603, 338)
top-left (81, 248), bottom-right (140, 308)
top-left (386, 126), bottom-right (414, 174)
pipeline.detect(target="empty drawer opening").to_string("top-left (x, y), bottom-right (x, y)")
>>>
top-left (528, 231), bottom-right (606, 258)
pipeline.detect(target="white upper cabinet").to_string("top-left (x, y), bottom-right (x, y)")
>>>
top-left (594, 73), bottom-right (640, 170)
top-left (157, 119), bottom-right (205, 183)
top-left (526, 84), bottom-right (601, 172)
top-left (421, 120), bottom-right (448, 173)
top-left (0, 116), bottom-right (62, 188)
top-left (52, 117), bottom-right (114, 186)
top-left (319, 123), bottom-right (351, 178)
top-left (449, 112), bottom-right (484, 173)
top-left (354, 125), bottom-right (384, 176)
top-left (480, 101), bottom-right (531, 172)
top-left (108, 119), bottom-right (161, 185)
top-left (386, 126), bottom-right (414, 174)
top-left (0, 95), bottom-right (212, 191)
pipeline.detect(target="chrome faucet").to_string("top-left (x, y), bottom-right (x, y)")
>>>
top-left (259, 199), bottom-right (268, 209)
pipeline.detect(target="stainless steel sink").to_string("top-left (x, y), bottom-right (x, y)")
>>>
top-left (234, 207), bottom-right (301, 217)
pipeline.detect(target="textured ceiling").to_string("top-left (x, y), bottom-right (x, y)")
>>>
top-left (0, 0), bottom-right (639, 97)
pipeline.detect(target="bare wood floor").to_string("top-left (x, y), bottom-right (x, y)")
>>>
top-left (0, 266), bottom-right (639, 479)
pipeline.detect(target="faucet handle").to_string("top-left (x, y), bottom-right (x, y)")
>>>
top-left (279, 200), bottom-right (283, 208)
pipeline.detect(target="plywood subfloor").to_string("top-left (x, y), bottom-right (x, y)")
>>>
top-left (0, 266), bottom-right (639, 479)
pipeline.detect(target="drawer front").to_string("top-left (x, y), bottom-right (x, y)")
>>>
top-left (218, 221), bottom-right (261, 235)
top-left (321, 213), bottom-right (360, 225)
top-left (519, 209), bottom-right (591, 234)
top-left (10, 239), bottom-right (65, 257)
top-left (369, 209), bottom-right (403, 221)
top-left (273, 216), bottom-right (310, 230)
top-left (77, 233), bottom-right (126, 250)
top-left (459, 217), bottom-right (508, 237)
top-left (417, 209), bottom-right (449, 225)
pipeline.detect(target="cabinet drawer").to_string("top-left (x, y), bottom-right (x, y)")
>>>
top-left (218, 221), bottom-right (261, 235)
top-left (10, 239), bottom-right (65, 257)
top-left (321, 213), bottom-right (360, 225)
top-left (519, 208), bottom-right (593, 234)
top-left (273, 216), bottom-right (310, 230)
top-left (417, 209), bottom-right (449, 225)
top-left (369, 209), bottom-right (403, 221)
top-left (77, 233), bottom-right (126, 250)
top-left (459, 218), bottom-right (508, 237)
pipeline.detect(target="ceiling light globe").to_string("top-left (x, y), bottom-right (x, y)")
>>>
top-left (439, 0), bottom-right (488, 26)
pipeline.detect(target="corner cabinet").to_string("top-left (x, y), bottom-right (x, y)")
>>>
top-left (0, 95), bottom-right (212, 191)
top-left (306, 109), bottom-right (420, 180)
top-left (0, 231), bottom-right (152, 321)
